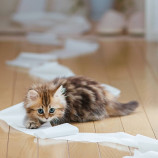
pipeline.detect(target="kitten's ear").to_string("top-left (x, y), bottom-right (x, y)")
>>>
top-left (54, 85), bottom-right (65, 98)
top-left (53, 85), bottom-right (67, 106)
top-left (27, 90), bottom-right (39, 101)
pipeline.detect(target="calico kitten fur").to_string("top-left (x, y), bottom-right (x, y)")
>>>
top-left (24, 76), bottom-right (138, 129)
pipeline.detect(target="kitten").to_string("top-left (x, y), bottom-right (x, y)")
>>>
top-left (24, 76), bottom-right (138, 129)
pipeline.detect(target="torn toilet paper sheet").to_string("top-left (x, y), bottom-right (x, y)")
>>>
top-left (0, 102), bottom-right (78, 138)
top-left (6, 52), bottom-right (57, 68)
top-left (55, 133), bottom-right (158, 158)
top-left (6, 39), bottom-right (99, 68)
top-left (6, 58), bottom-right (49, 68)
top-left (124, 150), bottom-right (158, 158)
top-left (54, 132), bottom-right (158, 153)
top-left (47, 15), bottom-right (91, 36)
top-left (54, 132), bottom-right (137, 147)
top-left (13, 12), bottom-right (91, 35)
top-left (135, 134), bottom-right (158, 152)
top-left (54, 133), bottom-right (158, 153)
top-left (65, 39), bottom-right (98, 52)
top-left (51, 39), bottom-right (99, 59)
top-left (27, 32), bottom-right (62, 45)
top-left (17, 52), bottom-right (57, 61)
top-left (29, 62), bottom-right (75, 81)
top-left (26, 38), bottom-right (98, 59)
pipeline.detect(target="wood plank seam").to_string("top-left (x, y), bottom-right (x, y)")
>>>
top-left (67, 141), bottom-right (70, 158)
top-left (37, 138), bottom-right (39, 158)
top-left (102, 51), bottom-right (131, 156)
top-left (127, 64), bottom-right (157, 139)
top-left (129, 41), bottom-right (157, 139)
top-left (93, 121), bottom-right (103, 158)
top-left (107, 80), bottom-right (132, 156)
top-left (6, 126), bottom-right (10, 158)
top-left (5, 42), bottom-right (19, 158)
top-left (138, 41), bottom-right (158, 85)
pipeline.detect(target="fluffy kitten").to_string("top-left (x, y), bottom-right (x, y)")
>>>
top-left (24, 76), bottom-right (138, 129)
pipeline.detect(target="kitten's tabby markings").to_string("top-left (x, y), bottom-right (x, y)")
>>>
top-left (24, 76), bottom-right (139, 129)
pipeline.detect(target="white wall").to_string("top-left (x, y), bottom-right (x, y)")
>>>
top-left (146, 0), bottom-right (158, 41)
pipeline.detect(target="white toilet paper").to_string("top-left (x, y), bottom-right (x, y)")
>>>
top-left (27, 32), bottom-right (62, 45)
top-left (0, 102), bottom-right (78, 138)
top-left (35, 123), bottom-right (79, 139)
top-left (0, 102), bottom-right (158, 158)
top-left (54, 132), bottom-right (138, 147)
top-left (50, 39), bottom-right (99, 59)
top-left (6, 39), bottom-right (99, 68)
top-left (124, 150), bottom-right (158, 158)
top-left (6, 52), bottom-right (57, 68)
top-left (135, 134), bottom-right (158, 152)
top-left (29, 62), bottom-right (75, 81)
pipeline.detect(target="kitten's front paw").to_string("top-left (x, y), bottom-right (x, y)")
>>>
top-left (26, 121), bottom-right (40, 129)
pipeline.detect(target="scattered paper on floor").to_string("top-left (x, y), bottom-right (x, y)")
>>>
top-left (13, 13), bottom-right (91, 37)
top-left (6, 39), bottom-right (99, 68)
top-left (51, 39), bottom-right (99, 59)
top-left (0, 102), bottom-right (158, 158)
top-left (27, 32), bottom-right (62, 45)
top-left (6, 52), bottom-right (57, 68)
top-left (29, 62), bottom-right (75, 81)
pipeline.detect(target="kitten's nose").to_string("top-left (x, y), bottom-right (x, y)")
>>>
top-left (45, 116), bottom-right (49, 119)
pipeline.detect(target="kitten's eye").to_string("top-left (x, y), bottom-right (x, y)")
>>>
top-left (38, 109), bottom-right (44, 114)
top-left (49, 108), bottom-right (55, 113)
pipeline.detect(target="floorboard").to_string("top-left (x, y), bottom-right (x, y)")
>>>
top-left (127, 41), bottom-right (158, 138)
top-left (0, 42), bottom-right (18, 158)
top-left (0, 39), bottom-right (157, 158)
top-left (7, 42), bottom-right (38, 158)
top-left (101, 41), bottom-right (155, 138)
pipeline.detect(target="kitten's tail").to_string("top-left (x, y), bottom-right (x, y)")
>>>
top-left (106, 101), bottom-right (139, 116)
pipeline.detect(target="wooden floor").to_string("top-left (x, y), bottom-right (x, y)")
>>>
top-left (0, 38), bottom-right (158, 158)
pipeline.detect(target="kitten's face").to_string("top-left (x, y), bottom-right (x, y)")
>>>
top-left (25, 85), bottom-right (67, 123)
